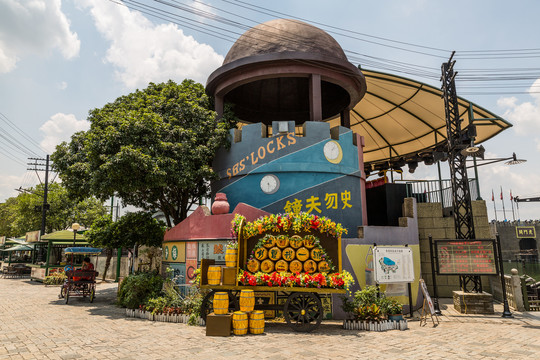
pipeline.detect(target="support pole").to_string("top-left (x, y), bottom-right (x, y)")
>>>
top-left (428, 235), bottom-right (442, 315)
top-left (496, 233), bottom-right (513, 318)
top-left (405, 244), bottom-right (414, 318)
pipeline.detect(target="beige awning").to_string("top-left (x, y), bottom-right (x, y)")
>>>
top-left (328, 69), bottom-right (512, 167)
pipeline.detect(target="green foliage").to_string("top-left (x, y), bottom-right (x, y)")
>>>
top-left (117, 271), bottom-right (164, 309)
top-left (44, 272), bottom-right (67, 285)
top-left (341, 285), bottom-right (403, 320)
top-left (52, 79), bottom-right (238, 226)
top-left (86, 211), bottom-right (165, 250)
top-left (357, 304), bottom-right (385, 322)
top-left (0, 183), bottom-right (107, 237)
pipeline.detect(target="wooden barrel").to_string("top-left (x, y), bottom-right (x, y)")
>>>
top-left (268, 247), bottom-right (281, 261)
top-left (289, 260), bottom-right (303, 274)
top-left (239, 289), bottom-right (255, 312)
top-left (275, 259), bottom-right (288, 272)
top-left (289, 235), bottom-right (303, 249)
top-left (247, 258), bottom-right (260, 273)
top-left (276, 235), bottom-right (289, 248)
top-left (254, 247), bottom-right (268, 261)
top-left (249, 310), bottom-right (265, 334)
top-left (318, 260), bottom-right (331, 272)
top-left (207, 266), bottom-right (222, 285)
top-left (213, 292), bottom-right (229, 315)
top-left (260, 259), bottom-right (274, 273)
top-left (263, 235), bottom-right (276, 248)
top-left (296, 247), bottom-right (310, 262)
top-left (311, 248), bottom-right (324, 261)
top-left (282, 247), bottom-right (296, 262)
top-left (225, 248), bottom-right (237, 267)
top-left (232, 311), bottom-right (248, 335)
top-left (304, 259), bottom-right (317, 274)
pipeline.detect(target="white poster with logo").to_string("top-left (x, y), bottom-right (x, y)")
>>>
top-left (373, 246), bottom-right (414, 284)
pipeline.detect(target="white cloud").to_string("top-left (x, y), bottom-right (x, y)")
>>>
top-left (58, 81), bottom-right (67, 90)
top-left (39, 113), bottom-right (90, 153)
top-left (497, 79), bottom-right (540, 137)
top-left (0, 174), bottom-right (23, 202)
top-left (83, 0), bottom-right (224, 89)
top-left (0, 0), bottom-right (80, 73)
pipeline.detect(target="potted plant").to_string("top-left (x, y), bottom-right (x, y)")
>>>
top-left (386, 299), bottom-right (404, 321)
top-left (225, 240), bottom-right (238, 267)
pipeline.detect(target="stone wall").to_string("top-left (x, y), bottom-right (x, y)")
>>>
top-left (418, 200), bottom-right (493, 297)
top-left (489, 222), bottom-right (540, 260)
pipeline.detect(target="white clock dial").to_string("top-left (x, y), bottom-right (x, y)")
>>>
top-left (260, 174), bottom-right (280, 194)
top-left (323, 140), bottom-right (343, 164)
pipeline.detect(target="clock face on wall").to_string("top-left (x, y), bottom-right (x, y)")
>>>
top-left (260, 174), bottom-right (280, 194)
top-left (323, 140), bottom-right (343, 164)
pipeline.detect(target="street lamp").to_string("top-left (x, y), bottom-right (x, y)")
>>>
top-left (465, 153), bottom-right (526, 200)
top-left (71, 223), bottom-right (80, 247)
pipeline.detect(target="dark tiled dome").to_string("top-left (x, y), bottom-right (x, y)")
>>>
top-left (224, 19), bottom-right (348, 64)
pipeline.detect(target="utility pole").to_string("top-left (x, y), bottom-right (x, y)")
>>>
top-left (27, 155), bottom-right (52, 261)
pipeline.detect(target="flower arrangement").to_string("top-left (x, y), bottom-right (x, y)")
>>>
top-left (226, 239), bottom-right (238, 250)
top-left (237, 270), bottom-right (354, 291)
top-left (231, 212), bottom-right (347, 241)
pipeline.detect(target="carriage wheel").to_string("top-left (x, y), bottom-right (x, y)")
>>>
top-left (90, 287), bottom-right (95, 303)
top-left (200, 290), bottom-right (239, 321)
top-left (284, 292), bottom-right (323, 332)
top-left (60, 285), bottom-right (67, 299)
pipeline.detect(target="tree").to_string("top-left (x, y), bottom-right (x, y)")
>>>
top-left (52, 80), bottom-right (237, 227)
top-left (86, 211), bottom-right (165, 279)
top-left (0, 183), bottom-right (107, 237)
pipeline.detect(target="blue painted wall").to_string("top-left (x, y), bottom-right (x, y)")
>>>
top-left (212, 121), bottom-right (364, 233)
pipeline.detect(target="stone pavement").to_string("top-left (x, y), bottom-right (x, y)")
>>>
top-left (0, 278), bottom-right (539, 360)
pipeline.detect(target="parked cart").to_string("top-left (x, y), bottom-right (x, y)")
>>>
top-left (59, 247), bottom-right (101, 304)
top-left (200, 215), bottom-right (349, 332)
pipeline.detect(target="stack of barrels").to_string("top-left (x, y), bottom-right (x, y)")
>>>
top-left (232, 289), bottom-right (265, 335)
top-left (246, 234), bottom-right (331, 275)
top-left (206, 247), bottom-right (238, 286)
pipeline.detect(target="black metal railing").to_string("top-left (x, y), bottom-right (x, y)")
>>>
top-left (395, 178), bottom-right (478, 208)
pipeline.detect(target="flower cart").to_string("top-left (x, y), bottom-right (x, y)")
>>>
top-left (200, 213), bottom-right (353, 332)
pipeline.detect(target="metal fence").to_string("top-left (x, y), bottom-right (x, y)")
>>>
top-left (395, 178), bottom-right (478, 208)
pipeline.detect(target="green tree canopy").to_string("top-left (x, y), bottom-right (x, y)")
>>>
top-left (52, 79), bottom-right (237, 226)
top-left (86, 211), bottom-right (165, 250)
top-left (0, 183), bottom-right (107, 237)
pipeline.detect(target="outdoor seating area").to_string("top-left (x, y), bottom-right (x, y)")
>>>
top-left (1, 264), bottom-right (31, 278)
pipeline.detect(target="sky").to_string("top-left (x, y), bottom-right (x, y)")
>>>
top-left (1, 0), bottom-right (540, 222)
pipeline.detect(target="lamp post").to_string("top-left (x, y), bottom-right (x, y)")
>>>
top-left (71, 223), bottom-right (80, 247)
top-left (466, 153), bottom-right (526, 201)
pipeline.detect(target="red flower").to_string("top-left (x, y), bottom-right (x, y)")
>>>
top-left (267, 281), bottom-right (272, 287)
top-left (249, 278), bottom-right (256, 286)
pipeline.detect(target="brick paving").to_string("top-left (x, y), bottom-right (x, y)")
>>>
top-left (0, 278), bottom-right (539, 359)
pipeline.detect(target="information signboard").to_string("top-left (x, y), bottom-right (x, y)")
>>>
top-left (373, 246), bottom-right (415, 284)
top-left (516, 226), bottom-right (536, 238)
top-left (434, 239), bottom-right (498, 275)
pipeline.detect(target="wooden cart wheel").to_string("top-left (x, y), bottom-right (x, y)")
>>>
top-left (284, 292), bottom-right (323, 332)
top-left (90, 287), bottom-right (95, 303)
top-left (201, 290), bottom-right (239, 321)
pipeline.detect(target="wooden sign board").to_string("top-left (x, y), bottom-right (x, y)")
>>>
top-left (434, 239), bottom-right (498, 275)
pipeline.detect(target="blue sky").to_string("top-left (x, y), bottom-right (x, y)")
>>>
top-left (1, 0), bottom-right (540, 221)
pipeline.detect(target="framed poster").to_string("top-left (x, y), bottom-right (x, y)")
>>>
top-left (162, 242), bottom-right (186, 263)
top-left (434, 239), bottom-right (497, 275)
top-left (373, 246), bottom-right (415, 283)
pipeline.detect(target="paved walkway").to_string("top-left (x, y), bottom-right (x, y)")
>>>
top-left (0, 278), bottom-right (539, 359)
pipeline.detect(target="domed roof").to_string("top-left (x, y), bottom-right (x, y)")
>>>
top-left (224, 19), bottom-right (348, 64)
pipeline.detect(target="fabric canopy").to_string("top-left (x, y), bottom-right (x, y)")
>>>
top-left (1, 244), bottom-right (34, 252)
top-left (327, 69), bottom-right (512, 166)
top-left (64, 247), bottom-right (102, 255)
top-left (41, 230), bottom-right (87, 241)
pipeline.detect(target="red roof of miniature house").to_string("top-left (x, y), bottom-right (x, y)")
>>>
top-left (163, 203), bottom-right (270, 241)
